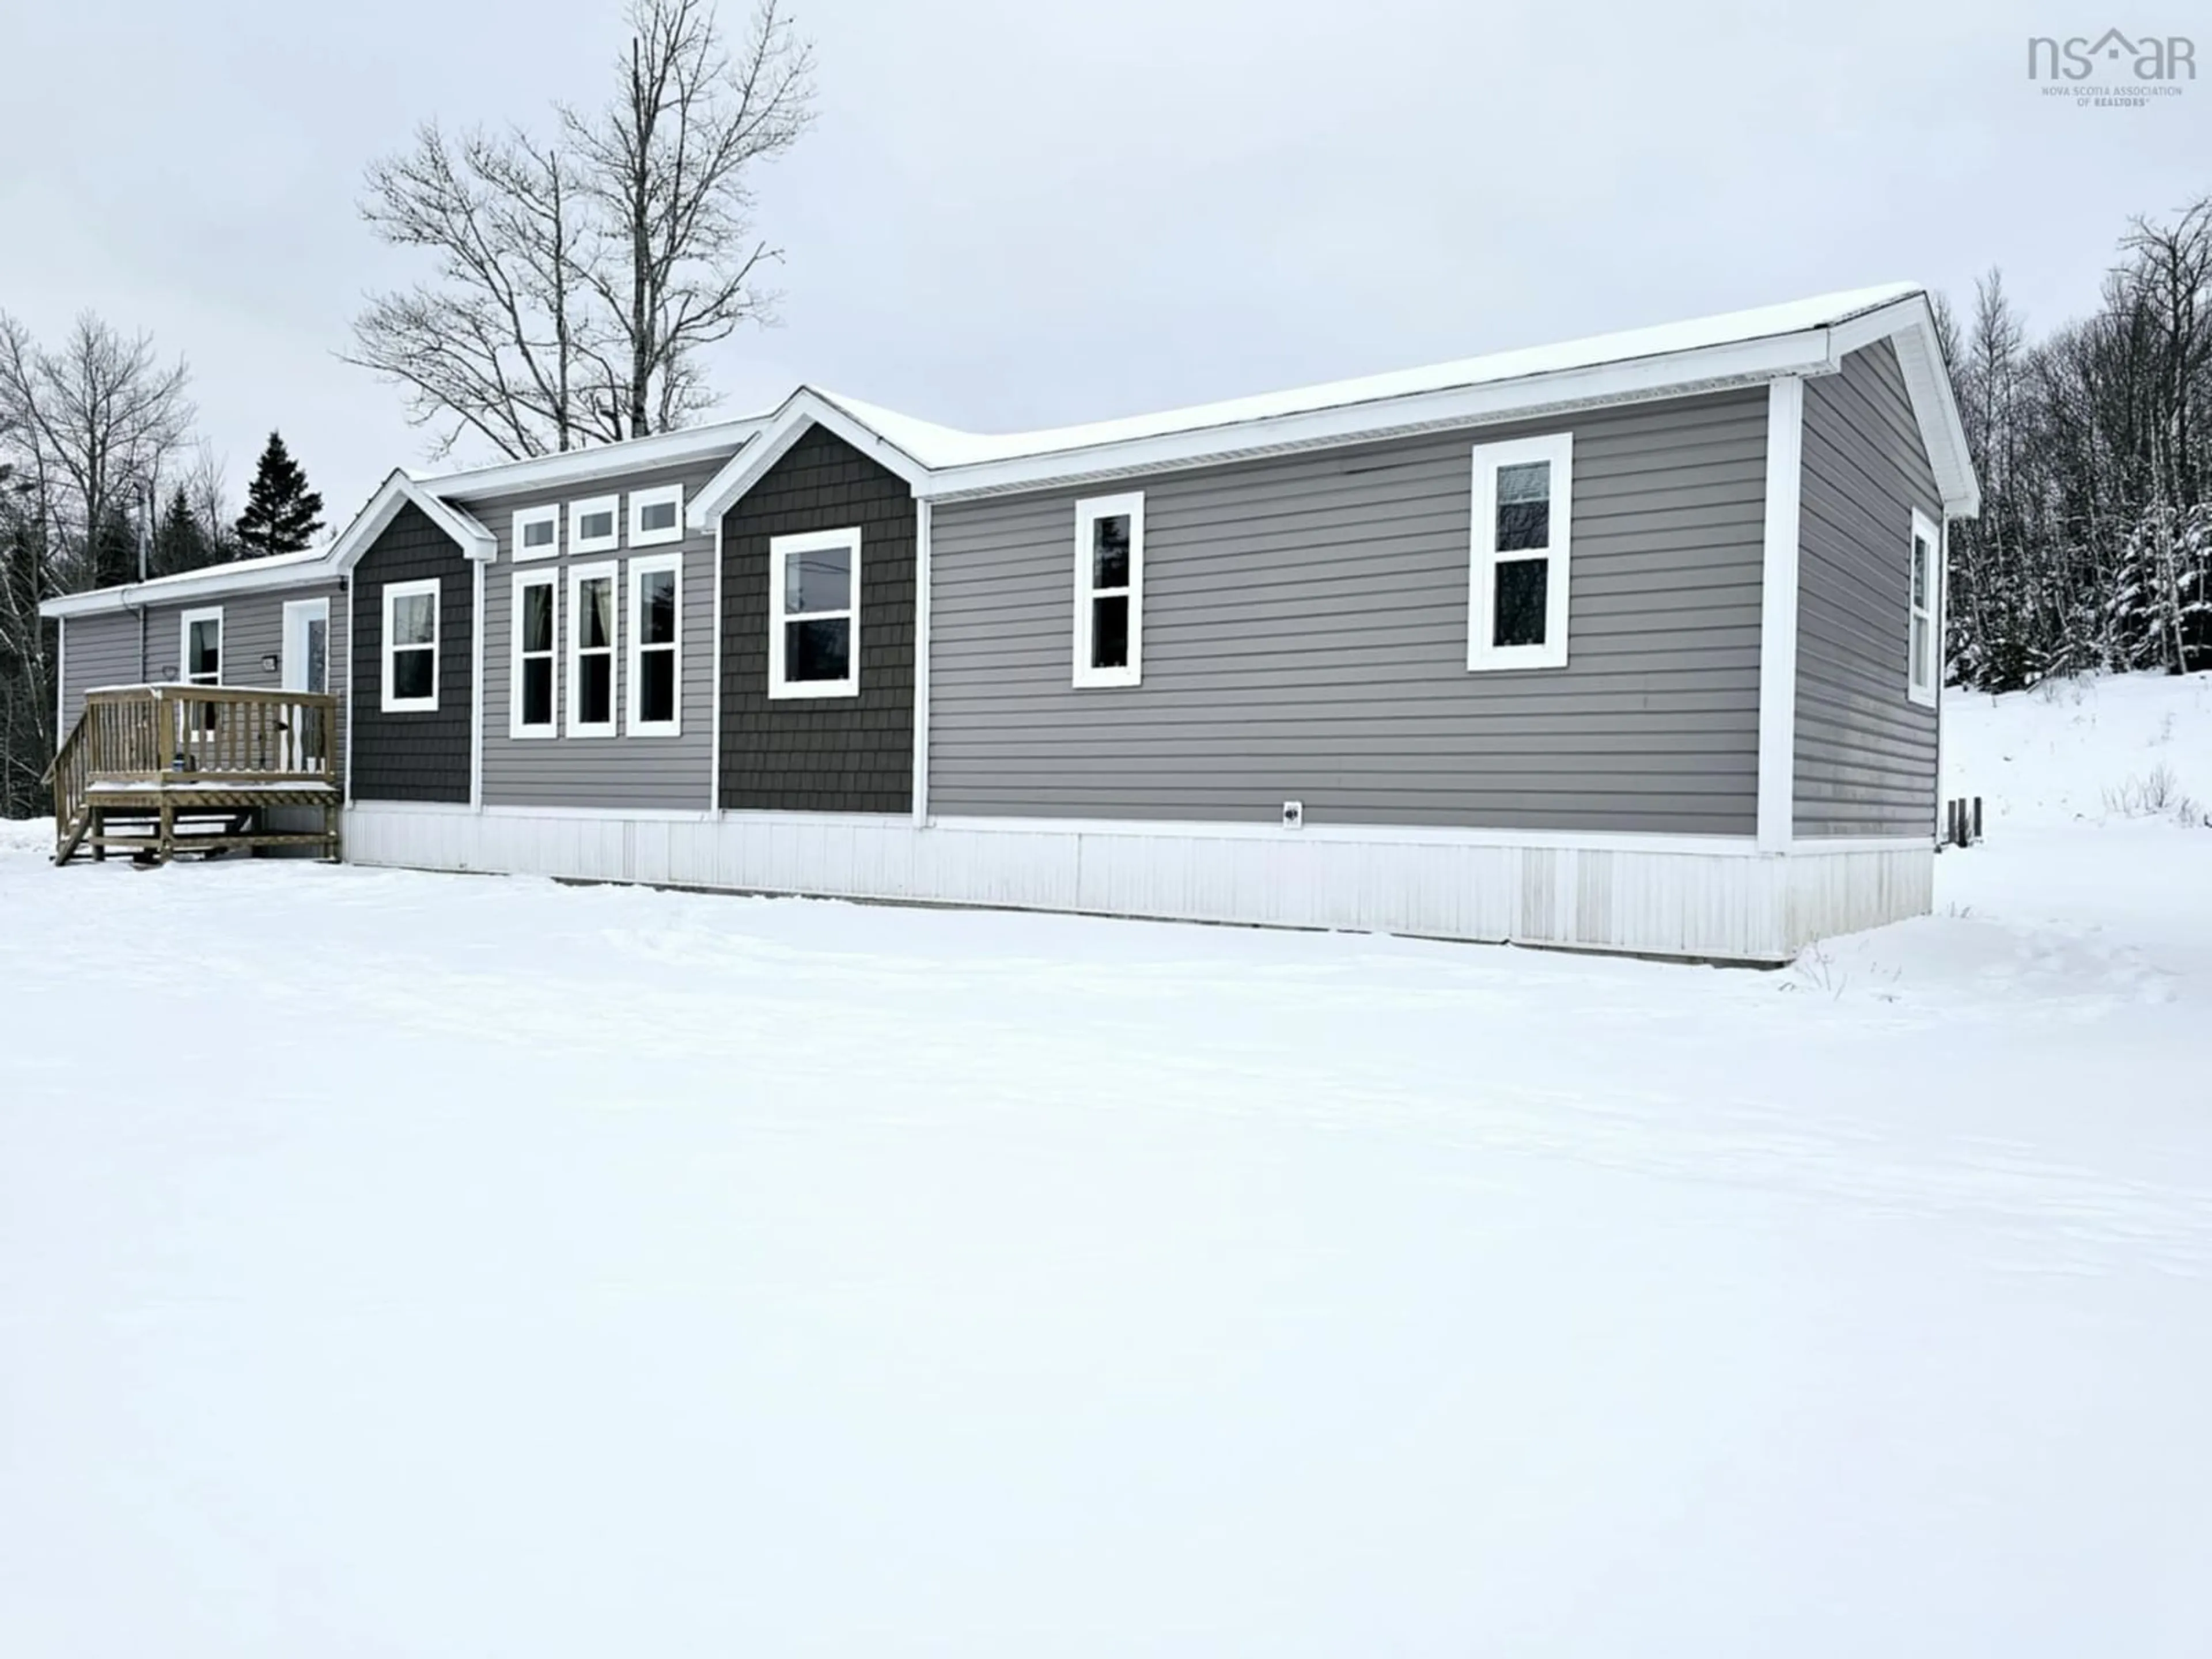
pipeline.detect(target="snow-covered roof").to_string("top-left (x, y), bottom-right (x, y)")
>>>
top-left (38, 543), bottom-right (342, 619)
top-left (820, 283), bottom-right (1928, 474)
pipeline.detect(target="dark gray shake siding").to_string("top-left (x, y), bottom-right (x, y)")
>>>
top-left (58, 579), bottom-right (351, 762)
top-left (458, 457), bottom-right (732, 810)
top-left (928, 390), bottom-right (1768, 834)
top-left (720, 425), bottom-right (916, 813)
top-left (350, 503), bottom-right (472, 804)
top-left (1794, 340), bottom-right (1942, 838)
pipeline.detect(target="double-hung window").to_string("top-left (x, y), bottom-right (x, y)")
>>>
top-left (768, 528), bottom-right (859, 699)
top-left (1073, 492), bottom-right (1143, 688)
top-left (513, 503), bottom-right (559, 562)
top-left (1468, 433), bottom-right (1573, 671)
top-left (512, 571), bottom-right (559, 737)
top-left (381, 579), bottom-right (440, 712)
top-left (1908, 509), bottom-right (1940, 707)
top-left (627, 553), bottom-right (683, 734)
top-left (630, 483), bottom-right (684, 548)
top-left (568, 562), bottom-right (619, 736)
top-left (570, 494), bottom-right (620, 556)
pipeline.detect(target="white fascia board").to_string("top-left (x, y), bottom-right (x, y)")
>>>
top-left (687, 390), bottom-right (931, 532)
top-left (39, 555), bottom-right (343, 619)
top-left (331, 472), bottom-right (497, 572)
top-left (1825, 294), bottom-right (1981, 520)
top-left (414, 420), bottom-right (763, 505)
top-left (912, 331), bottom-right (1839, 502)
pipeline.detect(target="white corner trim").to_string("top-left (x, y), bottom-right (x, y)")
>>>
top-left (912, 498), bottom-right (932, 824)
top-left (469, 559), bottom-right (485, 808)
top-left (710, 520), bottom-right (725, 812)
top-left (1756, 376), bottom-right (1805, 853)
top-left (54, 615), bottom-right (65, 743)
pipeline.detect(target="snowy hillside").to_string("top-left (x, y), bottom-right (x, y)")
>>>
top-left (1, 677), bottom-right (2208, 1658)
top-left (1946, 668), bottom-right (2212, 828)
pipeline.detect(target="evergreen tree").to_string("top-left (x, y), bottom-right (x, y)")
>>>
top-left (234, 431), bottom-right (325, 556)
top-left (151, 485), bottom-right (213, 577)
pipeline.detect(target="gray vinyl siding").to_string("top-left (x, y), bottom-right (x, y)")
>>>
top-left (350, 504), bottom-right (473, 804)
top-left (719, 425), bottom-right (917, 813)
top-left (460, 457), bottom-right (732, 810)
top-left (1794, 340), bottom-right (1942, 838)
top-left (929, 390), bottom-right (1768, 834)
top-left (58, 579), bottom-right (350, 764)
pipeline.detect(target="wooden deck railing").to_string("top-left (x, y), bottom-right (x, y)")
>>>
top-left (46, 685), bottom-right (342, 860)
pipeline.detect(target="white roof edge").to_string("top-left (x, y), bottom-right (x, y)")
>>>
top-left (330, 471), bottom-right (497, 572)
top-left (415, 416), bottom-right (768, 505)
top-left (39, 551), bottom-right (344, 619)
top-left (904, 331), bottom-right (1834, 501)
top-left (687, 389), bottom-right (930, 532)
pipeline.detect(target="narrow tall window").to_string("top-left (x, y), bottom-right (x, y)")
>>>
top-left (569, 563), bottom-right (618, 736)
top-left (513, 503), bottom-right (559, 562)
top-left (512, 571), bottom-right (558, 736)
top-left (1073, 492), bottom-right (1144, 688)
top-left (1908, 509), bottom-right (1940, 707)
top-left (768, 528), bottom-right (861, 699)
top-left (627, 553), bottom-right (682, 734)
top-left (1468, 433), bottom-right (1573, 671)
top-left (381, 579), bottom-right (440, 713)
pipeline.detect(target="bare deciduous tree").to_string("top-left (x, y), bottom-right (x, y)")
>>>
top-left (350, 0), bottom-right (813, 460)
top-left (348, 124), bottom-right (607, 459)
top-left (562, 0), bottom-right (814, 438)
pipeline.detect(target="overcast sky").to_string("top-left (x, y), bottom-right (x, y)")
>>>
top-left (1, 0), bottom-right (2206, 526)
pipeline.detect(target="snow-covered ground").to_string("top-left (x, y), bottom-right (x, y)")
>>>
top-left (2, 676), bottom-right (2208, 1658)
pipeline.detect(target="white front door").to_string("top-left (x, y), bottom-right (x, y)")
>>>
top-left (282, 598), bottom-right (331, 772)
top-left (282, 599), bottom-right (329, 694)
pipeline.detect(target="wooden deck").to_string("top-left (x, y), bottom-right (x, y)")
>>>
top-left (46, 685), bottom-right (343, 866)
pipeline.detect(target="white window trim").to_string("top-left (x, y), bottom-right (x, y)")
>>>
top-left (569, 494), bottom-right (622, 556)
top-left (628, 483), bottom-right (685, 548)
top-left (768, 527), bottom-right (862, 700)
top-left (281, 597), bottom-right (329, 694)
top-left (1908, 507), bottom-right (1940, 708)
top-left (381, 579), bottom-right (441, 713)
top-left (1468, 432), bottom-right (1574, 672)
top-left (512, 503), bottom-right (560, 563)
top-left (510, 570), bottom-right (560, 738)
top-left (1072, 491), bottom-right (1144, 688)
top-left (626, 552), bottom-right (684, 736)
top-left (179, 605), bottom-right (224, 685)
top-left (566, 560), bottom-right (620, 736)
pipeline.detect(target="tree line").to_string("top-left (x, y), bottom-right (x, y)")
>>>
top-left (0, 312), bottom-right (324, 815)
top-left (1937, 197), bottom-right (2212, 688)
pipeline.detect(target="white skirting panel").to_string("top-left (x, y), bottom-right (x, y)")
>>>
top-left (343, 806), bottom-right (1934, 964)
